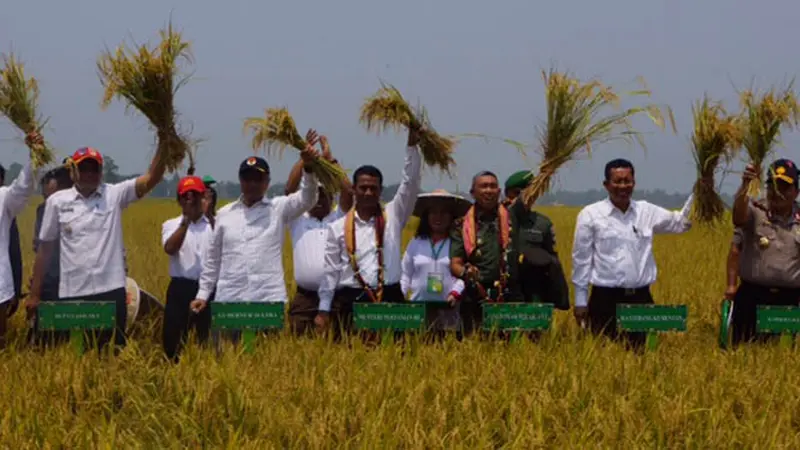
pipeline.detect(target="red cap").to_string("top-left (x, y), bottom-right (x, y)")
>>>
top-left (71, 147), bottom-right (104, 165)
top-left (177, 176), bottom-right (206, 196)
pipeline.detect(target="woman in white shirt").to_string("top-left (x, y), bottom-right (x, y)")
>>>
top-left (401, 190), bottom-right (470, 332)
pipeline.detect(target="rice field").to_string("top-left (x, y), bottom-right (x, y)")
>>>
top-left (2, 198), bottom-right (799, 448)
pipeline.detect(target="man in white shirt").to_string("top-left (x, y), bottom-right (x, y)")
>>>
top-left (0, 132), bottom-right (42, 348)
top-left (315, 127), bottom-right (422, 338)
top-left (189, 144), bottom-right (320, 335)
top-left (161, 175), bottom-right (214, 361)
top-left (571, 158), bottom-right (693, 348)
top-left (285, 135), bottom-right (353, 335)
top-left (28, 145), bottom-right (167, 349)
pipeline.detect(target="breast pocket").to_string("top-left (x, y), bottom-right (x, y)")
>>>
top-left (595, 227), bottom-right (622, 253)
top-left (90, 208), bottom-right (113, 232)
top-left (59, 211), bottom-right (89, 238)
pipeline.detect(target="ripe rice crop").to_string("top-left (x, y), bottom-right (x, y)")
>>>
top-left (2, 200), bottom-right (799, 447)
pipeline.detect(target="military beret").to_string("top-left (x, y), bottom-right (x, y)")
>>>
top-left (505, 170), bottom-right (533, 190)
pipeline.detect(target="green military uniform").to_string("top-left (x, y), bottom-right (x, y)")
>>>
top-left (506, 199), bottom-right (569, 310)
top-left (450, 209), bottom-right (512, 335)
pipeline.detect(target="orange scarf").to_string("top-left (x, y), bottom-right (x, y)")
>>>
top-left (461, 205), bottom-right (511, 302)
top-left (344, 208), bottom-right (387, 303)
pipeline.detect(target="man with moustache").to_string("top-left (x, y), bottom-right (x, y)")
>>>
top-left (161, 175), bottom-right (214, 361)
top-left (284, 134), bottom-right (353, 336)
top-left (571, 159), bottom-right (693, 349)
top-left (189, 138), bottom-right (321, 341)
top-left (729, 160), bottom-right (800, 346)
top-left (28, 145), bottom-right (168, 350)
top-left (315, 126), bottom-right (422, 338)
top-left (449, 171), bottom-right (518, 335)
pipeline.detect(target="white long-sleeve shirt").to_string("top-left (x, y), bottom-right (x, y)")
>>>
top-left (318, 146), bottom-right (422, 312)
top-left (40, 178), bottom-right (138, 298)
top-left (161, 215), bottom-right (213, 280)
top-left (196, 171), bottom-right (318, 303)
top-left (289, 205), bottom-right (346, 292)
top-left (400, 236), bottom-right (465, 301)
top-left (0, 162), bottom-right (36, 303)
top-left (571, 195), bottom-right (694, 307)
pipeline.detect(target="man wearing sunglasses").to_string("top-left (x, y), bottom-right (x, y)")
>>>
top-left (28, 146), bottom-right (167, 350)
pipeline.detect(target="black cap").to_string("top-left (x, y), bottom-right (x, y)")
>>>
top-left (767, 159), bottom-right (799, 186)
top-left (239, 156), bottom-right (269, 175)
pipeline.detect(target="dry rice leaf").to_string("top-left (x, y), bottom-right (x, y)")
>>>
top-left (0, 53), bottom-right (56, 168)
top-left (244, 107), bottom-right (347, 193)
top-left (360, 81), bottom-right (456, 176)
top-left (97, 21), bottom-right (194, 173)
top-left (521, 68), bottom-right (673, 206)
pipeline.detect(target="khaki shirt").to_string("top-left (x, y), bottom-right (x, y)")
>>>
top-left (739, 204), bottom-right (800, 287)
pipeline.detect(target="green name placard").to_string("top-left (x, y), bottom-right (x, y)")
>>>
top-left (211, 302), bottom-right (285, 330)
top-left (38, 301), bottom-right (116, 331)
top-left (616, 304), bottom-right (688, 332)
top-left (482, 302), bottom-right (553, 331)
top-left (756, 305), bottom-right (800, 334)
top-left (353, 303), bottom-right (426, 331)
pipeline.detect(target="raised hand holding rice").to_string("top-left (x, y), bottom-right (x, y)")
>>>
top-left (243, 107), bottom-right (347, 194)
top-left (0, 53), bottom-right (56, 168)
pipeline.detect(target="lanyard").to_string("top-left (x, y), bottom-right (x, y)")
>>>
top-left (430, 238), bottom-right (446, 261)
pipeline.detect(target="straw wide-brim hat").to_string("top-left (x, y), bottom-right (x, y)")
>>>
top-left (413, 189), bottom-right (472, 218)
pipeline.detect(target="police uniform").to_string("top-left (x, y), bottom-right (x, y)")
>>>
top-left (731, 161), bottom-right (800, 345)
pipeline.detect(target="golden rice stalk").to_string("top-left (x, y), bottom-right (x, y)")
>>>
top-left (244, 107), bottom-right (347, 194)
top-left (97, 22), bottom-right (195, 174)
top-left (737, 82), bottom-right (800, 197)
top-left (0, 53), bottom-right (56, 168)
top-left (521, 69), bottom-right (675, 206)
top-left (690, 96), bottom-right (743, 223)
top-left (360, 82), bottom-right (456, 176)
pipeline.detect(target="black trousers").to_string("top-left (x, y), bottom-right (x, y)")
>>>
top-left (60, 287), bottom-right (128, 350)
top-left (330, 283), bottom-right (404, 341)
top-left (731, 281), bottom-right (800, 346)
top-left (162, 277), bottom-right (211, 361)
top-left (289, 286), bottom-right (319, 336)
top-left (30, 290), bottom-right (70, 348)
top-left (588, 286), bottom-right (654, 349)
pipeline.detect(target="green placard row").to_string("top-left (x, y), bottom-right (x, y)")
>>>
top-left (211, 302), bottom-right (285, 330)
top-left (354, 303), bottom-right (426, 331)
top-left (482, 303), bottom-right (553, 331)
top-left (38, 301), bottom-right (116, 331)
top-left (616, 304), bottom-right (688, 332)
top-left (756, 305), bottom-right (800, 334)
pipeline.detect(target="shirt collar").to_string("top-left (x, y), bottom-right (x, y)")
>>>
top-left (233, 195), bottom-right (271, 209)
top-left (72, 184), bottom-right (105, 200)
top-left (602, 197), bottom-right (636, 216)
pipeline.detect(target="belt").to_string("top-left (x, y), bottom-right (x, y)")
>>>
top-left (296, 286), bottom-right (319, 297)
top-left (741, 281), bottom-right (800, 295)
top-left (593, 285), bottom-right (650, 297)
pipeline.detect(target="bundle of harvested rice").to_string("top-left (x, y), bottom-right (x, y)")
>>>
top-left (243, 107), bottom-right (347, 193)
top-left (97, 22), bottom-right (195, 173)
top-left (0, 53), bottom-right (56, 168)
top-left (689, 96), bottom-right (742, 223)
top-left (360, 82), bottom-right (456, 176)
top-left (520, 69), bottom-right (675, 206)
top-left (738, 83), bottom-right (800, 197)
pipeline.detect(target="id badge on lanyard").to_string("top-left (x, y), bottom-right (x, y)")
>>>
top-left (426, 239), bottom-right (447, 295)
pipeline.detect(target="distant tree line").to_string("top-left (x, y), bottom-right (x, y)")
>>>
top-left (1, 157), bottom-right (722, 209)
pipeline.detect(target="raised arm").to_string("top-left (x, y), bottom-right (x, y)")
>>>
top-left (162, 218), bottom-right (189, 256)
top-left (281, 136), bottom-right (321, 221)
top-left (386, 129), bottom-right (422, 226)
top-left (3, 162), bottom-right (36, 218)
top-left (571, 208), bottom-right (594, 312)
top-left (733, 164), bottom-right (758, 228)
top-left (283, 157), bottom-right (304, 196)
top-left (133, 146), bottom-right (168, 199)
top-left (651, 193), bottom-right (694, 234)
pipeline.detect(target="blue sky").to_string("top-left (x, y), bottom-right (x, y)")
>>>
top-left (1, 0), bottom-right (799, 194)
